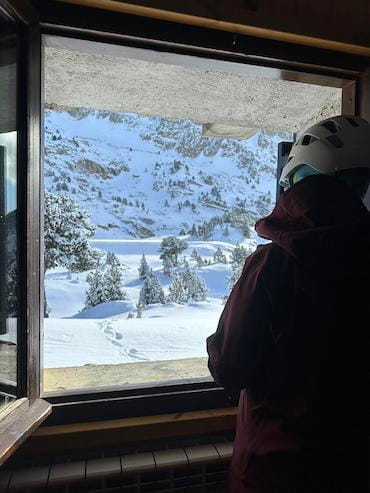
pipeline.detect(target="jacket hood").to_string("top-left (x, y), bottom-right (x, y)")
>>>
top-left (256, 175), bottom-right (370, 275)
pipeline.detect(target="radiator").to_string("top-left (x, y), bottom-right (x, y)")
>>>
top-left (0, 441), bottom-right (233, 492)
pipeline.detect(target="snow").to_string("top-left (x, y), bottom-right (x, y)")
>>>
top-left (72, 300), bottom-right (136, 319)
top-left (44, 302), bottom-right (221, 368)
top-left (43, 108), bottom-right (289, 373)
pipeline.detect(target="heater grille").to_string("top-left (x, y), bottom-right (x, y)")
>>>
top-left (0, 440), bottom-right (233, 492)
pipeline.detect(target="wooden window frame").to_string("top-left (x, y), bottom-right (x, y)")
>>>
top-left (0, 0), bottom-right (51, 466)
top-left (2, 0), bottom-right (369, 441)
top-left (35, 0), bottom-right (364, 427)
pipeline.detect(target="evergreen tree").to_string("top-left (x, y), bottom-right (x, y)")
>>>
top-left (168, 263), bottom-right (207, 304)
top-left (84, 264), bottom-right (108, 309)
top-left (159, 236), bottom-right (188, 269)
top-left (189, 249), bottom-right (204, 267)
top-left (138, 254), bottom-right (150, 280)
top-left (190, 249), bottom-right (199, 263)
top-left (227, 244), bottom-right (250, 292)
top-left (162, 255), bottom-right (172, 277)
top-left (196, 256), bottom-right (204, 268)
top-left (44, 190), bottom-right (99, 273)
top-left (84, 255), bottom-right (126, 309)
top-left (213, 247), bottom-right (227, 264)
top-left (106, 251), bottom-right (115, 265)
top-left (139, 271), bottom-right (165, 306)
top-left (167, 273), bottom-right (187, 304)
top-left (105, 254), bottom-right (126, 302)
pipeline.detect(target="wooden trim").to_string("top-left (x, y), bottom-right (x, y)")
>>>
top-left (25, 20), bottom-right (42, 403)
top-left (16, 407), bottom-right (237, 456)
top-left (0, 398), bottom-right (51, 465)
top-left (54, 0), bottom-right (370, 57)
top-left (36, 407), bottom-right (237, 436)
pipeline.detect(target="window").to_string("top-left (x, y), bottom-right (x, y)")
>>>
top-left (42, 35), bottom-right (343, 394)
top-left (0, 1), bottom-right (51, 466)
top-left (0, 6), bottom-right (18, 411)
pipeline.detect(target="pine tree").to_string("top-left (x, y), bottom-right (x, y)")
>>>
top-left (168, 263), bottom-right (207, 304)
top-left (162, 255), bottom-right (172, 277)
top-left (213, 247), bottom-right (227, 264)
top-left (190, 249), bottom-right (199, 263)
top-left (138, 254), bottom-right (150, 280)
top-left (139, 271), bottom-right (165, 306)
top-left (84, 256), bottom-right (126, 309)
top-left (84, 264), bottom-right (107, 309)
top-left (106, 251), bottom-right (115, 265)
top-left (196, 256), bottom-right (204, 268)
top-left (105, 254), bottom-right (126, 302)
top-left (190, 249), bottom-right (204, 268)
top-left (227, 244), bottom-right (250, 292)
top-left (44, 190), bottom-right (99, 273)
top-left (167, 273), bottom-right (187, 304)
top-left (159, 236), bottom-right (188, 269)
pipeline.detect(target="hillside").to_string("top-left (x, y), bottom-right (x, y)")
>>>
top-left (44, 107), bottom-right (290, 243)
top-left (43, 107), bottom-right (291, 376)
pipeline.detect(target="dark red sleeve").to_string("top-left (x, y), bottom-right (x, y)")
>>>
top-left (206, 245), bottom-right (274, 390)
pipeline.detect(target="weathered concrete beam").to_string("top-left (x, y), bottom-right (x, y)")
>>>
top-left (44, 37), bottom-right (342, 134)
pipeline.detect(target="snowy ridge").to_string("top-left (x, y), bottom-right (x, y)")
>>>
top-left (44, 108), bottom-right (289, 243)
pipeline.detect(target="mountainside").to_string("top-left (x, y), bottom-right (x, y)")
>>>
top-left (44, 107), bottom-right (291, 243)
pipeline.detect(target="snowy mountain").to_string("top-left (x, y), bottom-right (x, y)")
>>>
top-left (44, 106), bottom-right (290, 244)
top-left (43, 106), bottom-right (291, 375)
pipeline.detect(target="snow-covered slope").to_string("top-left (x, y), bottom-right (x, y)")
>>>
top-left (44, 107), bottom-right (290, 243)
top-left (43, 107), bottom-right (290, 373)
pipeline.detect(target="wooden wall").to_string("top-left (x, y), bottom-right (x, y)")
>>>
top-left (56, 0), bottom-right (370, 55)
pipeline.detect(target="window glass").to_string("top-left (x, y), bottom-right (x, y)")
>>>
top-left (0, 10), bottom-right (18, 408)
top-left (42, 36), bottom-right (342, 392)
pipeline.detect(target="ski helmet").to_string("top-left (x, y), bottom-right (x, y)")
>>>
top-left (280, 115), bottom-right (370, 189)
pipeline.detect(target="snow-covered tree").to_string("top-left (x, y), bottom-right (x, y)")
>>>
top-left (84, 255), bottom-right (126, 309)
top-left (159, 236), bottom-right (188, 269)
top-left (190, 249), bottom-right (204, 268)
top-left (167, 263), bottom-right (207, 304)
top-left (44, 190), bottom-right (99, 273)
top-left (227, 244), bottom-right (250, 293)
top-left (139, 271), bottom-right (165, 306)
top-left (104, 254), bottom-right (125, 302)
top-left (106, 251), bottom-right (115, 265)
top-left (138, 254), bottom-right (150, 280)
top-left (84, 264), bottom-right (107, 309)
top-left (162, 256), bottom-right (172, 276)
top-left (213, 247), bottom-right (227, 264)
top-left (167, 273), bottom-right (187, 304)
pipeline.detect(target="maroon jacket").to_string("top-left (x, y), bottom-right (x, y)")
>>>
top-left (207, 175), bottom-right (369, 492)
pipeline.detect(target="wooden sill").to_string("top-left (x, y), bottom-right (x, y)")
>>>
top-left (15, 407), bottom-right (237, 457)
top-left (0, 399), bottom-right (52, 466)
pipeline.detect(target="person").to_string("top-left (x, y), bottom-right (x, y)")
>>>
top-left (207, 115), bottom-right (370, 493)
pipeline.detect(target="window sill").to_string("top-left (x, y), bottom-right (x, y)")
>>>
top-left (15, 407), bottom-right (237, 457)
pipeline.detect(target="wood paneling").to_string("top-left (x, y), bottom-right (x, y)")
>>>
top-left (14, 407), bottom-right (237, 456)
top-left (52, 0), bottom-right (370, 56)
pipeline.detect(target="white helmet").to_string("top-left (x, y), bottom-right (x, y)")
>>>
top-left (279, 115), bottom-right (370, 189)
